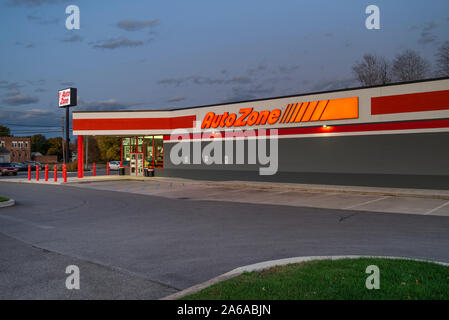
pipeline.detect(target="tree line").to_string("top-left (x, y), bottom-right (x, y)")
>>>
top-left (0, 125), bottom-right (120, 162)
top-left (30, 134), bottom-right (120, 162)
top-left (352, 42), bottom-right (449, 86)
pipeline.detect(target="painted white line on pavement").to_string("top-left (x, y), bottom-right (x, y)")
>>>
top-left (425, 200), bottom-right (449, 215)
top-left (342, 196), bottom-right (390, 210)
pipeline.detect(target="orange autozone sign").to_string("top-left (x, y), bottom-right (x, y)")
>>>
top-left (201, 97), bottom-right (358, 129)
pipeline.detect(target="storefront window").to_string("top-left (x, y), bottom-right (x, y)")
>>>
top-left (122, 138), bottom-right (131, 167)
top-left (144, 137), bottom-right (153, 168)
top-left (154, 136), bottom-right (164, 168)
top-left (121, 136), bottom-right (164, 169)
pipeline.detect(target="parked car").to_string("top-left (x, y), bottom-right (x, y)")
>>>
top-left (24, 161), bottom-right (44, 171)
top-left (11, 162), bottom-right (27, 171)
top-left (0, 163), bottom-right (18, 176)
top-left (108, 161), bottom-right (121, 170)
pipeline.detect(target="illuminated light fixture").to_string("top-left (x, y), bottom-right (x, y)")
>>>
top-left (322, 125), bottom-right (328, 128)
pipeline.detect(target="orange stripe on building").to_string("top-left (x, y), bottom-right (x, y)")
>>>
top-left (295, 102), bottom-right (309, 122)
top-left (310, 100), bottom-right (329, 121)
top-left (288, 103), bottom-right (301, 123)
top-left (302, 101), bottom-right (319, 122)
top-left (319, 97), bottom-right (358, 121)
top-left (286, 103), bottom-right (298, 123)
top-left (280, 104), bottom-right (291, 123)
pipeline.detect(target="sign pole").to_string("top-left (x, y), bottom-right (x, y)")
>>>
top-left (59, 87), bottom-right (77, 164)
top-left (65, 106), bottom-right (70, 163)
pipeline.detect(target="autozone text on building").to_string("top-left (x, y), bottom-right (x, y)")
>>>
top-left (201, 96), bottom-right (359, 129)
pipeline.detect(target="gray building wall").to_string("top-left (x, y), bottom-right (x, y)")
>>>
top-left (156, 132), bottom-right (449, 189)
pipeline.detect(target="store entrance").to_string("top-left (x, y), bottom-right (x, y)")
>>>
top-left (130, 152), bottom-right (144, 176)
top-left (122, 136), bottom-right (164, 175)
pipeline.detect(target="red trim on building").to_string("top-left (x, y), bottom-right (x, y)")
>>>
top-left (164, 119), bottom-right (449, 141)
top-left (73, 115), bottom-right (196, 131)
top-left (371, 90), bottom-right (449, 115)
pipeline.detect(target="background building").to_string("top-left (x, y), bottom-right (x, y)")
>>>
top-left (0, 136), bottom-right (31, 163)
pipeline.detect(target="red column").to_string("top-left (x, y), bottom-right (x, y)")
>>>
top-left (54, 165), bottom-right (57, 182)
top-left (36, 165), bottom-right (39, 181)
top-left (77, 135), bottom-right (84, 178)
top-left (93, 162), bottom-right (96, 176)
top-left (107, 162), bottom-right (110, 176)
top-left (28, 165), bottom-right (31, 180)
top-left (44, 164), bottom-right (48, 181)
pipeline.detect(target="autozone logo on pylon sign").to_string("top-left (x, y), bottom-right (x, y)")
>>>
top-left (201, 96), bottom-right (359, 129)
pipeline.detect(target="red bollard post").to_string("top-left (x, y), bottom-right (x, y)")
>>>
top-left (63, 164), bottom-right (67, 183)
top-left (36, 165), bottom-right (39, 181)
top-left (107, 162), bottom-right (110, 176)
top-left (54, 165), bottom-right (57, 182)
top-left (45, 164), bottom-right (48, 181)
top-left (93, 162), bottom-right (96, 176)
top-left (28, 165), bottom-right (31, 180)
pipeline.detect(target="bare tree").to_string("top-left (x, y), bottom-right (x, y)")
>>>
top-left (352, 54), bottom-right (391, 86)
top-left (391, 49), bottom-right (430, 82)
top-left (435, 41), bottom-right (449, 77)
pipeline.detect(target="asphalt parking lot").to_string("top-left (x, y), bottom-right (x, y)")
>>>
top-left (1, 181), bottom-right (449, 299)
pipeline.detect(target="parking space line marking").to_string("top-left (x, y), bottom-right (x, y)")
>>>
top-left (424, 200), bottom-right (449, 215)
top-left (343, 196), bottom-right (390, 210)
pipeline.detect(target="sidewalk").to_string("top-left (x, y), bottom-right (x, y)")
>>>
top-left (3, 174), bottom-right (449, 216)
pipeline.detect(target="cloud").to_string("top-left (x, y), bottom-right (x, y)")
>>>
top-left (309, 77), bottom-right (358, 92)
top-left (279, 65), bottom-right (300, 74)
top-left (0, 81), bottom-right (23, 90)
top-left (167, 96), bottom-right (185, 103)
top-left (157, 78), bottom-right (185, 86)
top-left (221, 85), bottom-right (275, 103)
top-left (418, 31), bottom-right (437, 45)
top-left (27, 14), bottom-right (59, 25)
top-left (158, 75), bottom-right (253, 87)
top-left (2, 91), bottom-right (39, 106)
top-left (7, 0), bottom-right (69, 6)
top-left (60, 81), bottom-right (75, 86)
top-left (117, 19), bottom-right (159, 31)
top-left (76, 98), bottom-right (144, 111)
top-left (61, 34), bottom-right (83, 42)
top-left (416, 21), bottom-right (438, 45)
top-left (91, 37), bottom-right (146, 49)
top-left (423, 22), bottom-right (438, 31)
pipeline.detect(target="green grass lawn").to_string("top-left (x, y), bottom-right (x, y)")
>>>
top-left (0, 197), bottom-right (9, 202)
top-left (181, 258), bottom-right (449, 300)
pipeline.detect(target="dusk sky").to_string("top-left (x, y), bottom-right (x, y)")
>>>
top-left (1, 0), bottom-right (448, 138)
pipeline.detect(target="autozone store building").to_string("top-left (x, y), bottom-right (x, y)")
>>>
top-left (72, 78), bottom-right (449, 189)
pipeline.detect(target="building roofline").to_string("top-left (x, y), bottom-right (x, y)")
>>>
top-left (72, 76), bottom-right (449, 114)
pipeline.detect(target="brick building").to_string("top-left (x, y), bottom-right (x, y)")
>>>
top-left (0, 136), bottom-right (31, 163)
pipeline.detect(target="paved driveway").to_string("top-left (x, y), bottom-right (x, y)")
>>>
top-left (1, 181), bottom-right (449, 299)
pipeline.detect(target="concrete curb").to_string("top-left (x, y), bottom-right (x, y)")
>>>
top-left (161, 255), bottom-right (449, 300)
top-left (0, 199), bottom-right (15, 208)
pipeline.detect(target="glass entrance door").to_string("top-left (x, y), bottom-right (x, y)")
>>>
top-left (136, 153), bottom-right (144, 176)
top-left (130, 153), bottom-right (144, 176)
